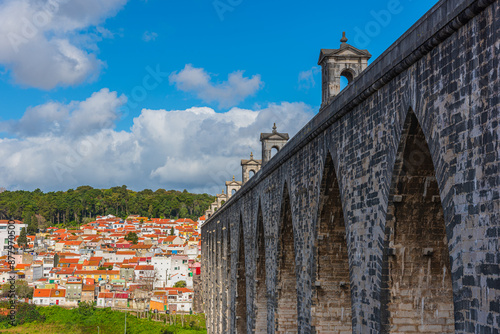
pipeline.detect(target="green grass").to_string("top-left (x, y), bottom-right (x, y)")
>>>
top-left (0, 306), bottom-right (206, 334)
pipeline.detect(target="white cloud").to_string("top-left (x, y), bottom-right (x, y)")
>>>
top-left (169, 64), bottom-right (263, 108)
top-left (0, 90), bottom-right (314, 193)
top-left (298, 66), bottom-right (321, 90)
top-left (8, 88), bottom-right (127, 137)
top-left (0, 0), bottom-right (127, 89)
top-left (142, 31), bottom-right (158, 42)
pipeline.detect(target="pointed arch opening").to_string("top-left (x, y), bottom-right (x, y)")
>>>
top-left (236, 214), bottom-right (248, 334)
top-left (312, 153), bottom-right (352, 332)
top-left (276, 182), bottom-right (298, 333)
top-left (254, 205), bottom-right (268, 333)
top-left (381, 110), bottom-right (454, 333)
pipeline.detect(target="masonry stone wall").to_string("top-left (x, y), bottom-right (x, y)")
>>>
top-left (201, 1), bottom-right (500, 333)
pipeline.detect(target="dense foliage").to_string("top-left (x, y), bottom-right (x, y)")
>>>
top-left (15, 303), bottom-right (45, 325)
top-left (17, 228), bottom-right (28, 248)
top-left (0, 303), bottom-right (206, 333)
top-left (1, 281), bottom-right (34, 299)
top-left (0, 186), bottom-right (214, 228)
top-left (173, 281), bottom-right (187, 288)
top-left (125, 232), bottom-right (139, 244)
top-left (0, 302), bottom-right (45, 326)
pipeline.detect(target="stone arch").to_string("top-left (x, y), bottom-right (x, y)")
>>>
top-left (271, 146), bottom-right (280, 158)
top-left (254, 203), bottom-right (268, 333)
top-left (381, 109), bottom-right (454, 333)
top-left (276, 181), bottom-right (298, 333)
top-left (236, 213), bottom-right (248, 334)
top-left (249, 170), bottom-right (256, 178)
top-left (340, 68), bottom-right (355, 84)
top-left (312, 152), bottom-right (352, 333)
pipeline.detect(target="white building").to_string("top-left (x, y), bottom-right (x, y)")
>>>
top-left (152, 256), bottom-right (169, 288)
top-left (151, 254), bottom-right (191, 288)
top-left (33, 288), bottom-right (66, 306)
top-left (0, 220), bottom-right (27, 255)
top-left (167, 255), bottom-right (191, 288)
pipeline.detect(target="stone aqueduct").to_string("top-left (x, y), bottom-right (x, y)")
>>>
top-left (200, 0), bottom-right (500, 333)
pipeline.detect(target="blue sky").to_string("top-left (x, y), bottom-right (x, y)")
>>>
top-left (0, 0), bottom-right (438, 193)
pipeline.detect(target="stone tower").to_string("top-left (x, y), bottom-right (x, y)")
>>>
top-left (260, 123), bottom-right (289, 167)
top-left (225, 176), bottom-right (242, 198)
top-left (318, 32), bottom-right (371, 107)
top-left (241, 153), bottom-right (262, 184)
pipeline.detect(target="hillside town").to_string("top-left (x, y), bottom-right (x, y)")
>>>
top-left (0, 215), bottom-right (206, 315)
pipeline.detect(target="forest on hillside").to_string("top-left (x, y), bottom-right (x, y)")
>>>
top-left (0, 185), bottom-right (214, 230)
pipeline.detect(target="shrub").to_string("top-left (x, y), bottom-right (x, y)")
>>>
top-left (15, 303), bottom-right (45, 325)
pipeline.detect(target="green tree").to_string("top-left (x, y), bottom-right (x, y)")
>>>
top-left (15, 280), bottom-right (34, 299)
top-left (2, 281), bottom-right (34, 299)
top-left (54, 253), bottom-right (59, 267)
top-left (124, 232), bottom-right (138, 244)
top-left (173, 280), bottom-right (186, 288)
top-left (0, 187), bottom-right (215, 225)
top-left (98, 265), bottom-right (113, 270)
top-left (17, 227), bottom-right (28, 249)
top-left (179, 206), bottom-right (189, 218)
top-left (77, 301), bottom-right (96, 316)
top-left (15, 302), bottom-right (45, 325)
top-left (27, 214), bottom-right (38, 234)
top-left (170, 227), bottom-right (175, 236)
top-left (1, 283), bottom-right (9, 297)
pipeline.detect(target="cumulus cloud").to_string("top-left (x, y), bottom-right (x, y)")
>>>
top-left (298, 66), bottom-right (321, 90)
top-left (0, 90), bottom-right (314, 193)
top-left (142, 31), bottom-right (158, 42)
top-left (0, 0), bottom-right (127, 89)
top-left (169, 64), bottom-right (263, 108)
top-left (5, 88), bottom-right (127, 137)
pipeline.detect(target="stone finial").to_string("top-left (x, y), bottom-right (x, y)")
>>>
top-left (340, 31), bottom-right (348, 44)
top-left (232, 175), bottom-right (235, 181)
top-left (222, 189), bottom-right (224, 194)
top-left (272, 123), bottom-right (277, 133)
top-left (250, 152), bottom-right (254, 159)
